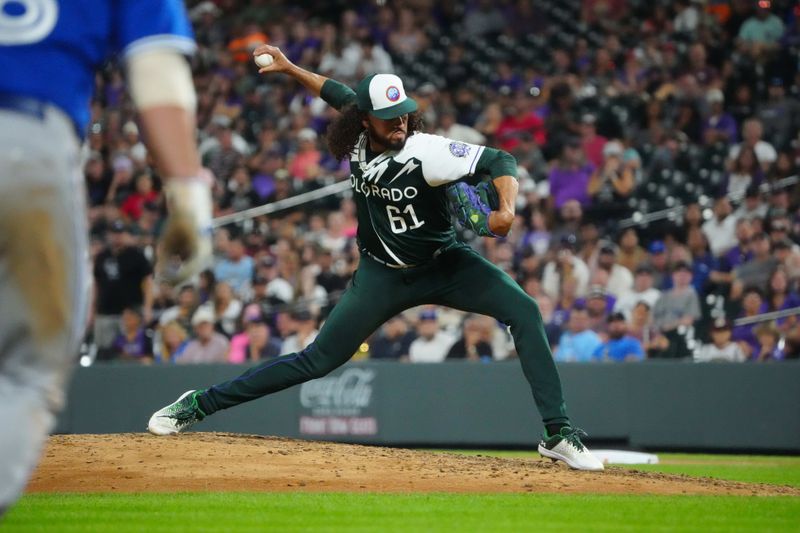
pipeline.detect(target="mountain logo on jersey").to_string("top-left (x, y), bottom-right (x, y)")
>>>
top-left (449, 141), bottom-right (471, 158)
top-left (388, 158), bottom-right (420, 184)
top-left (386, 86), bottom-right (401, 102)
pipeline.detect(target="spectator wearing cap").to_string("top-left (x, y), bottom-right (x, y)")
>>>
top-left (733, 184), bottom-right (768, 221)
top-left (177, 307), bottom-right (230, 364)
top-left (582, 285), bottom-right (615, 335)
top-left (288, 128), bottom-right (322, 181)
top-left (773, 237), bottom-right (800, 283)
top-left (695, 319), bottom-right (747, 362)
top-left (553, 306), bottom-right (603, 363)
top-left (587, 139), bottom-right (637, 215)
top-left (737, 1), bottom-right (785, 59)
top-left (652, 261), bottom-right (701, 335)
top-left (592, 312), bottom-right (645, 362)
top-left (594, 242), bottom-right (633, 297)
top-left (214, 237), bottom-right (255, 297)
top-left (644, 240), bottom-right (670, 290)
top-left (732, 286), bottom-right (768, 358)
top-left (727, 118), bottom-right (777, 172)
top-left (281, 310), bottom-right (319, 354)
top-left (767, 215), bottom-right (794, 247)
top-left (369, 315), bottom-right (417, 360)
top-left (548, 139), bottom-right (595, 209)
top-left (108, 307), bottom-right (153, 363)
top-left (242, 315), bottom-right (282, 362)
top-left (93, 220), bottom-right (153, 351)
top-left (703, 88), bottom-right (738, 146)
top-left (702, 196), bottom-right (739, 257)
top-left (616, 228), bottom-right (647, 273)
top-left (408, 309), bottom-right (456, 363)
top-left (731, 232), bottom-right (778, 298)
top-left (542, 235), bottom-right (590, 300)
top-left (614, 265), bottom-right (662, 319)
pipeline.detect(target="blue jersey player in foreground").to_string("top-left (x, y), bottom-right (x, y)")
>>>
top-left (0, 0), bottom-right (212, 514)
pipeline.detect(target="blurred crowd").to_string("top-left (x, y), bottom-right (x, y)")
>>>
top-left (85, 0), bottom-right (800, 365)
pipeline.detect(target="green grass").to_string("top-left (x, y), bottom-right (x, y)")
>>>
top-left (4, 493), bottom-right (799, 533)
top-left (5, 453), bottom-right (799, 532)
top-left (440, 451), bottom-right (800, 488)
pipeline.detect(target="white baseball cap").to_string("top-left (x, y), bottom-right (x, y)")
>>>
top-left (355, 74), bottom-right (418, 119)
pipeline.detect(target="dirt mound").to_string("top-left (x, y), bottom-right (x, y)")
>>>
top-left (27, 433), bottom-right (799, 496)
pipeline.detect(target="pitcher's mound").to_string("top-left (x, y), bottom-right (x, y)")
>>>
top-left (27, 433), bottom-right (798, 496)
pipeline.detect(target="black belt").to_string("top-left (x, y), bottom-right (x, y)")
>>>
top-left (0, 93), bottom-right (82, 140)
top-left (360, 244), bottom-right (454, 270)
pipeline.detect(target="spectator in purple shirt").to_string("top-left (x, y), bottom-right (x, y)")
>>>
top-left (753, 323), bottom-right (784, 361)
top-left (703, 88), bottom-right (738, 145)
top-left (110, 307), bottom-right (153, 363)
top-left (766, 267), bottom-right (800, 334)
top-left (548, 137), bottom-right (595, 209)
top-left (732, 286), bottom-right (769, 359)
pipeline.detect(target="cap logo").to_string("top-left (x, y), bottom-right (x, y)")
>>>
top-left (386, 86), bottom-right (401, 102)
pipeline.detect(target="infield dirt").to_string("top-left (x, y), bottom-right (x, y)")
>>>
top-left (27, 433), bottom-right (799, 496)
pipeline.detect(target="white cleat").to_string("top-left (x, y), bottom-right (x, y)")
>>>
top-left (147, 390), bottom-right (206, 436)
top-left (538, 427), bottom-right (605, 471)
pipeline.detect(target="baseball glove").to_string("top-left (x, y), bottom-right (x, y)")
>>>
top-left (446, 180), bottom-right (499, 237)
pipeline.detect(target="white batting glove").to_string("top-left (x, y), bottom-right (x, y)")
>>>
top-left (157, 174), bottom-right (213, 285)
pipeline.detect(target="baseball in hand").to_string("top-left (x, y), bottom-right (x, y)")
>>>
top-left (254, 53), bottom-right (274, 68)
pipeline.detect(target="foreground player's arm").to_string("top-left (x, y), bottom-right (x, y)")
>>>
top-left (475, 148), bottom-right (518, 237)
top-left (127, 48), bottom-right (212, 284)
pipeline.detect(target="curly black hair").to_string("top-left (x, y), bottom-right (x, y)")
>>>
top-left (325, 104), bottom-right (425, 161)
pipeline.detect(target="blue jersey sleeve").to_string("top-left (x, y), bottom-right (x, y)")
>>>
top-left (114, 0), bottom-right (196, 58)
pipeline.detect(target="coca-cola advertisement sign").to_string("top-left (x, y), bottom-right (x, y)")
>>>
top-left (299, 367), bottom-right (378, 436)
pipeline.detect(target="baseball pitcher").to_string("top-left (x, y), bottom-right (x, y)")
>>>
top-left (0, 0), bottom-right (211, 514)
top-left (148, 46), bottom-right (603, 471)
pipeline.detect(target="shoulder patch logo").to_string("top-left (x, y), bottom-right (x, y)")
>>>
top-left (386, 86), bottom-right (401, 102)
top-left (449, 141), bottom-right (471, 158)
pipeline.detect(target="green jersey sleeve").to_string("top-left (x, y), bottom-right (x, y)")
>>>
top-left (474, 147), bottom-right (518, 179)
top-left (320, 79), bottom-right (357, 111)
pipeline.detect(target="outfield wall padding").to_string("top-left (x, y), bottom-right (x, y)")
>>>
top-left (56, 361), bottom-right (800, 452)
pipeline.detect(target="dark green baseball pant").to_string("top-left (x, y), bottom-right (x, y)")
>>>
top-left (198, 244), bottom-right (569, 425)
